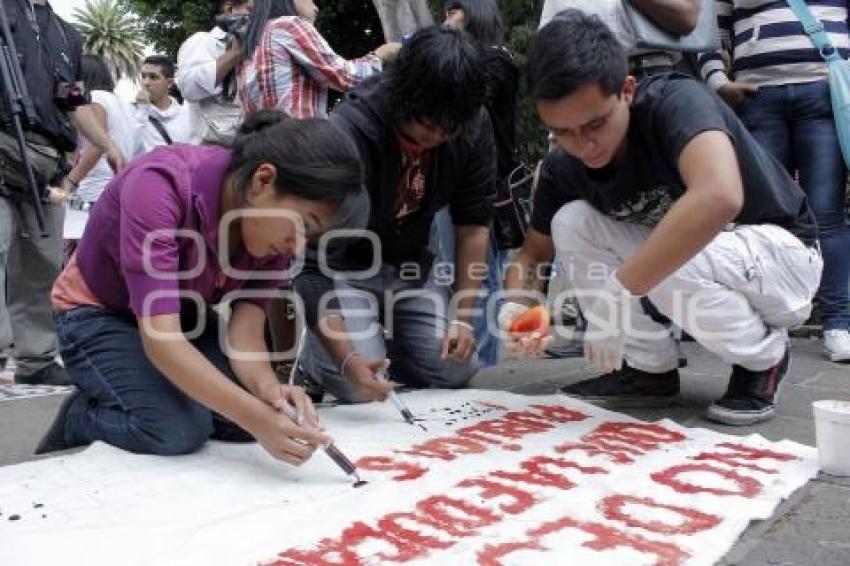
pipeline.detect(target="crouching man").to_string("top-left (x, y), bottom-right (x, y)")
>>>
top-left (293, 27), bottom-right (496, 403)
top-left (500, 10), bottom-right (822, 425)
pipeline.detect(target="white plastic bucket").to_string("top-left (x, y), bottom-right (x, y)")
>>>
top-left (813, 400), bottom-right (850, 476)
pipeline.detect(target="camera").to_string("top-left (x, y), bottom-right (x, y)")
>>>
top-left (215, 14), bottom-right (251, 42)
top-left (53, 82), bottom-right (89, 112)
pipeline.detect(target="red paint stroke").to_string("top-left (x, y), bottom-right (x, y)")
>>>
top-left (271, 450), bottom-right (580, 564)
top-left (456, 478), bottom-right (537, 514)
top-left (528, 404), bottom-right (591, 423)
top-left (355, 456), bottom-right (426, 481)
top-left (554, 441), bottom-right (634, 467)
top-left (652, 463), bottom-right (762, 498)
top-left (491, 455), bottom-right (582, 490)
top-left (400, 436), bottom-right (488, 461)
top-left (272, 505), bottom-right (475, 565)
top-left (478, 514), bottom-right (689, 566)
top-left (452, 429), bottom-right (507, 446)
top-left (691, 442), bottom-right (797, 474)
top-left (584, 422), bottom-right (687, 452)
top-left (386, 405), bottom-right (591, 468)
top-left (379, 513), bottom-right (454, 551)
top-left (272, 520), bottom-right (437, 565)
top-left (478, 540), bottom-right (542, 566)
top-left (600, 495), bottom-right (722, 535)
top-left (462, 415), bottom-right (552, 440)
top-left (414, 495), bottom-right (501, 538)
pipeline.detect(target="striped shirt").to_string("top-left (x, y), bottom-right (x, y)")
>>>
top-left (237, 16), bottom-right (382, 118)
top-left (699, 0), bottom-right (850, 90)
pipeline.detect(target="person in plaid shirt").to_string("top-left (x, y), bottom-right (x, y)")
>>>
top-left (237, 0), bottom-right (400, 118)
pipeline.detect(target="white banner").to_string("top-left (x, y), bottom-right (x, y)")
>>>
top-left (0, 390), bottom-right (817, 565)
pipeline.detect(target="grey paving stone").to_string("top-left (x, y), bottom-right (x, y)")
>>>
top-left (0, 394), bottom-right (66, 467)
top-left (796, 367), bottom-right (850, 393)
top-left (721, 481), bottom-right (850, 566)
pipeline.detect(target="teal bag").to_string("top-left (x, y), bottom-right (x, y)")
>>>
top-left (786, 0), bottom-right (850, 169)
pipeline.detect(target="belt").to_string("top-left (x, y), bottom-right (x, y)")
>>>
top-left (66, 195), bottom-right (95, 212)
top-left (629, 52), bottom-right (676, 71)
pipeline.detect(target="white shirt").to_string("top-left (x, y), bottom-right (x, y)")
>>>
top-left (176, 27), bottom-right (243, 143)
top-left (539, 0), bottom-right (681, 61)
top-left (75, 91), bottom-right (135, 202)
top-left (541, 0), bottom-right (638, 50)
top-left (133, 97), bottom-right (197, 156)
top-left (64, 90), bottom-right (136, 239)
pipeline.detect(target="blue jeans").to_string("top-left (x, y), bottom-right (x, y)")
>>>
top-left (432, 208), bottom-right (505, 367)
top-left (738, 80), bottom-right (850, 330)
top-left (56, 306), bottom-right (237, 455)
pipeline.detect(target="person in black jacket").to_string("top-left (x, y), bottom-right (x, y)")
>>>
top-left (293, 26), bottom-right (496, 403)
top-left (439, 0), bottom-right (520, 367)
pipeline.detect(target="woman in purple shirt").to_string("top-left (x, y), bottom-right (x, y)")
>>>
top-left (39, 112), bottom-right (362, 465)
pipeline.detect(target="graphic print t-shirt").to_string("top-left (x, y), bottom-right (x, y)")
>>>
top-left (531, 73), bottom-right (818, 245)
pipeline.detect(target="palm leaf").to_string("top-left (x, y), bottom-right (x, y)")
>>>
top-left (72, 0), bottom-right (146, 80)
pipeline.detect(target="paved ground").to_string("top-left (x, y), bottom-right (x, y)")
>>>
top-left (1, 337), bottom-right (848, 565)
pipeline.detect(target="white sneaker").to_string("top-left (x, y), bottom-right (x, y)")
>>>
top-left (824, 329), bottom-right (850, 362)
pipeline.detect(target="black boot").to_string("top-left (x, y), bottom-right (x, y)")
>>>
top-left (15, 362), bottom-right (71, 386)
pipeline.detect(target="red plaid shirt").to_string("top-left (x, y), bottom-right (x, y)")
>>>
top-left (238, 16), bottom-right (382, 119)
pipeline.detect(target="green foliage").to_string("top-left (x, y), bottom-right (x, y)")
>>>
top-left (125, 0), bottom-right (218, 59)
top-left (123, 0), bottom-right (548, 162)
top-left (72, 0), bottom-right (146, 79)
top-left (125, 0), bottom-right (387, 60)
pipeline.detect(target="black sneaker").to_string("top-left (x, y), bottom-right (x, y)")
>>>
top-left (545, 339), bottom-right (584, 359)
top-left (706, 349), bottom-right (791, 426)
top-left (15, 362), bottom-right (71, 386)
top-left (559, 364), bottom-right (680, 408)
top-left (35, 388), bottom-right (82, 454)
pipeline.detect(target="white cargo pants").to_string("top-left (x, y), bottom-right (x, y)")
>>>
top-left (551, 201), bottom-right (823, 373)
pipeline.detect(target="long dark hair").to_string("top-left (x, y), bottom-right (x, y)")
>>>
top-left (229, 110), bottom-right (363, 207)
top-left (80, 54), bottom-right (115, 92)
top-left (444, 0), bottom-right (504, 46)
top-left (239, 0), bottom-right (297, 63)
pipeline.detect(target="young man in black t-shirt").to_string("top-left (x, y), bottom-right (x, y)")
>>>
top-left (499, 10), bottom-right (822, 425)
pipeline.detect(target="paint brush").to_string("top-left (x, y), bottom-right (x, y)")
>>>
top-left (280, 402), bottom-right (365, 486)
top-left (287, 327), bottom-right (307, 387)
top-left (375, 369), bottom-right (420, 428)
top-left (282, 329), bottom-right (365, 485)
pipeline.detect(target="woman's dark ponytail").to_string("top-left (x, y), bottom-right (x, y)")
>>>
top-left (229, 109), bottom-right (364, 206)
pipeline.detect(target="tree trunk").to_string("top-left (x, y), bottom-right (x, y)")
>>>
top-left (371, 0), bottom-right (434, 41)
